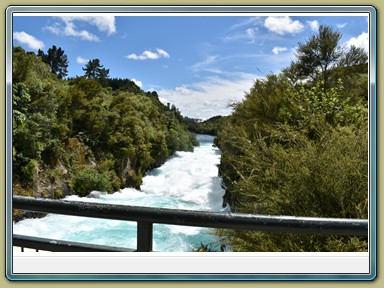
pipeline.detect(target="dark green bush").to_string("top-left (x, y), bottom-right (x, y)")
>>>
top-left (20, 159), bottom-right (39, 187)
top-left (73, 167), bottom-right (113, 197)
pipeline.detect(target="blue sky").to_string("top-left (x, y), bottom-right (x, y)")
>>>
top-left (13, 14), bottom-right (369, 119)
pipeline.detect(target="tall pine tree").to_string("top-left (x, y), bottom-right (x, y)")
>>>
top-left (285, 25), bottom-right (343, 90)
top-left (82, 58), bottom-right (110, 86)
top-left (37, 45), bottom-right (68, 79)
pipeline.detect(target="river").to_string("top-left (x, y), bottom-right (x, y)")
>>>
top-left (13, 134), bottom-right (228, 252)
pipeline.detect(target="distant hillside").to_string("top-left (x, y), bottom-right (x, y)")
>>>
top-left (184, 115), bottom-right (227, 136)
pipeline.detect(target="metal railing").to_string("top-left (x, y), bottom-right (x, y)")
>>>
top-left (12, 196), bottom-right (368, 252)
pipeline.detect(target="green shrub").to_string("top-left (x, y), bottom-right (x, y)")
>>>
top-left (53, 188), bottom-right (64, 199)
top-left (73, 167), bottom-right (113, 197)
top-left (21, 159), bottom-right (39, 187)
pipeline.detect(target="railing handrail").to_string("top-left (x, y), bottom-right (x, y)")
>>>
top-left (13, 234), bottom-right (136, 252)
top-left (12, 196), bottom-right (368, 252)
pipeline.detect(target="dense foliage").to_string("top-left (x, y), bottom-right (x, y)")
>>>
top-left (216, 26), bottom-right (369, 252)
top-left (12, 46), bottom-right (197, 199)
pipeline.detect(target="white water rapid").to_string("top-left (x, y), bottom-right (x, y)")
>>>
top-left (13, 134), bottom-right (228, 252)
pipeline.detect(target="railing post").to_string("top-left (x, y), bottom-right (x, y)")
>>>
top-left (136, 221), bottom-right (153, 252)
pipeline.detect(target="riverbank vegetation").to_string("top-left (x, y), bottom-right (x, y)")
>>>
top-left (215, 25), bottom-right (369, 252)
top-left (12, 46), bottom-right (197, 200)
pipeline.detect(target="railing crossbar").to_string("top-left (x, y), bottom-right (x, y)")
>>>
top-left (12, 196), bottom-right (368, 252)
top-left (13, 234), bottom-right (135, 252)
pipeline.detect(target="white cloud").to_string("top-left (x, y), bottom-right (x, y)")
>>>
top-left (156, 48), bottom-right (170, 58)
top-left (264, 16), bottom-right (304, 35)
top-left (337, 23), bottom-right (347, 29)
top-left (76, 56), bottom-right (89, 64)
top-left (13, 31), bottom-right (44, 50)
top-left (131, 78), bottom-right (143, 88)
top-left (127, 51), bottom-right (156, 60)
top-left (86, 16), bottom-right (116, 35)
top-left (60, 16), bottom-right (116, 35)
top-left (45, 16), bottom-right (116, 41)
top-left (44, 25), bottom-right (61, 35)
top-left (228, 16), bottom-right (263, 31)
top-left (190, 56), bottom-right (217, 72)
top-left (126, 48), bottom-right (170, 60)
top-left (158, 73), bottom-right (258, 120)
top-left (306, 20), bottom-right (319, 31)
top-left (344, 32), bottom-right (369, 52)
top-left (222, 26), bottom-right (266, 44)
top-left (289, 46), bottom-right (299, 61)
top-left (245, 28), bottom-right (256, 43)
top-left (61, 20), bottom-right (99, 41)
top-left (175, 86), bottom-right (193, 95)
top-left (272, 46), bottom-right (288, 55)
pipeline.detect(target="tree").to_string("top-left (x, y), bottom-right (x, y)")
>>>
top-left (82, 59), bottom-right (110, 85)
top-left (339, 45), bottom-right (368, 70)
top-left (37, 45), bottom-right (68, 79)
top-left (82, 59), bottom-right (100, 79)
top-left (291, 25), bottom-right (343, 90)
